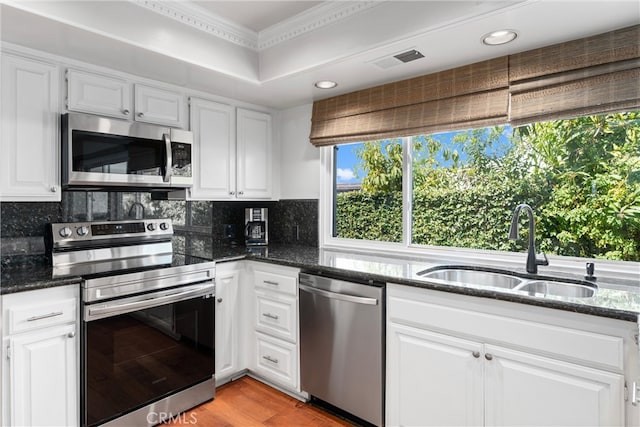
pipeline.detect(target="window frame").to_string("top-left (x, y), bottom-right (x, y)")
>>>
top-left (319, 131), bottom-right (640, 281)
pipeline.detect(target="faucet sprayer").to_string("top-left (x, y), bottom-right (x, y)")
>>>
top-left (509, 203), bottom-right (548, 274)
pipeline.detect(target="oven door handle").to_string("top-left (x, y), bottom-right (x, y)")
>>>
top-left (85, 282), bottom-right (214, 321)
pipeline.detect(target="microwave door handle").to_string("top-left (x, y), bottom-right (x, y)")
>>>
top-left (163, 133), bottom-right (172, 183)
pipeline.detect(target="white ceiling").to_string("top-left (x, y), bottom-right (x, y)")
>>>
top-left (192, 1), bottom-right (323, 33)
top-left (1, 1), bottom-right (638, 110)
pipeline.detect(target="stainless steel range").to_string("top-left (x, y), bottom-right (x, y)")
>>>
top-left (48, 219), bottom-right (215, 427)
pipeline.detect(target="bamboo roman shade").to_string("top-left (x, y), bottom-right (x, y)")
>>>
top-left (310, 24), bottom-right (640, 146)
top-left (509, 25), bottom-right (640, 126)
top-left (310, 58), bottom-right (509, 146)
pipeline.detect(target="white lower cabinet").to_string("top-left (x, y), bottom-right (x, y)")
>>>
top-left (248, 263), bottom-right (301, 393)
top-left (9, 324), bottom-right (77, 427)
top-left (387, 283), bottom-right (629, 427)
top-left (484, 344), bottom-right (623, 426)
top-left (214, 262), bottom-right (242, 385)
top-left (387, 324), bottom-right (483, 426)
top-left (1, 285), bottom-right (79, 427)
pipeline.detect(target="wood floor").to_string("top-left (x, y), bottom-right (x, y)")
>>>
top-left (163, 376), bottom-right (354, 426)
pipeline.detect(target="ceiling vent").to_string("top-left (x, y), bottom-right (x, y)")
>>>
top-left (393, 49), bottom-right (425, 63)
top-left (369, 49), bottom-right (425, 70)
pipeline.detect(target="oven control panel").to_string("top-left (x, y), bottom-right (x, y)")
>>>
top-left (50, 219), bottom-right (173, 246)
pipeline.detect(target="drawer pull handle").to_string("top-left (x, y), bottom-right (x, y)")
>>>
top-left (67, 331), bottom-right (76, 338)
top-left (472, 351), bottom-right (480, 358)
top-left (485, 353), bottom-right (494, 361)
top-left (263, 280), bottom-right (279, 286)
top-left (262, 313), bottom-right (279, 320)
top-left (262, 355), bottom-right (279, 364)
top-left (27, 311), bottom-right (63, 322)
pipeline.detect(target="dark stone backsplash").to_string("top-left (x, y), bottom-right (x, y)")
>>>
top-left (0, 192), bottom-right (318, 257)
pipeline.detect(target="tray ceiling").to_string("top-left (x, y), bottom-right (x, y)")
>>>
top-left (1, 1), bottom-right (638, 109)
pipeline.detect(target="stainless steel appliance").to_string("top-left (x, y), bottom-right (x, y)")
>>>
top-left (48, 219), bottom-right (215, 427)
top-left (62, 112), bottom-right (193, 190)
top-left (245, 208), bottom-right (268, 246)
top-left (299, 273), bottom-right (384, 426)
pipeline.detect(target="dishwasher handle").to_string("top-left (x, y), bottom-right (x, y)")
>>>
top-left (299, 283), bottom-right (378, 305)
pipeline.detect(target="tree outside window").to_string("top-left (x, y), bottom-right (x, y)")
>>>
top-left (334, 111), bottom-right (640, 261)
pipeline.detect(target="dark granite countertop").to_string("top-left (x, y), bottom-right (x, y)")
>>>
top-left (2, 245), bottom-right (639, 323)
top-left (0, 255), bottom-right (82, 294)
top-left (235, 245), bottom-right (640, 323)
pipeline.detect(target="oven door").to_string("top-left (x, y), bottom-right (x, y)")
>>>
top-left (82, 282), bottom-right (215, 427)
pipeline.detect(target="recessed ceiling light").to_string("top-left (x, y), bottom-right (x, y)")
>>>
top-left (482, 29), bottom-right (518, 46)
top-left (314, 80), bottom-right (338, 89)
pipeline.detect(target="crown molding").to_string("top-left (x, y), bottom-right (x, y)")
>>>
top-left (258, 1), bottom-right (380, 50)
top-left (132, 0), bottom-right (259, 50)
top-left (131, 0), bottom-right (380, 52)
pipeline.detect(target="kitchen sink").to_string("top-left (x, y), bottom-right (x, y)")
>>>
top-left (417, 266), bottom-right (597, 298)
top-left (418, 267), bottom-right (523, 289)
top-left (514, 280), bottom-right (597, 299)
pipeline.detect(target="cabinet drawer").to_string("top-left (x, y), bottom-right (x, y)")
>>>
top-left (254, 332), bottom-right (297, 389)
top-left (254, 270), bottom-right (297, 295)
top-left (8, 297), bottom-right (77, 334)
top-left (255, 289), bottom-right (296, 342)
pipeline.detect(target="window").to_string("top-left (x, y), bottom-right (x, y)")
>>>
top-left (333, 140), bottom-right (403, 243)
top-left (330, 111), bottom-right (640, 261)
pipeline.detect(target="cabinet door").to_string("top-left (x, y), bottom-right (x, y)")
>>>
top-left (66, 69), bottom-right (131, 119)
top-left (215, 268), bottom-right (240, 384)
top-left (135, 84), bottom-right (185, 127)
top-left (236, 108), bottom-right (272, 199)
top-left (189, 98), bottom-right (236, 200)
top-left (484, 344), bottom-right (624, 427)
top-left (386, 323), bottom-right (484, 427)
top-left (9, 323), bottom-right (78, 427)
top-left (1, 54), bottom-right (60, 201)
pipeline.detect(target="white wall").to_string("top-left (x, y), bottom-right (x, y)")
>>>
top-left (278, 103), bottom-right (320, 199)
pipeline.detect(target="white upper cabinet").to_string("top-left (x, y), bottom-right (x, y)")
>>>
top-left (189, 98), bottom-right (236, 200)
top-left (189, 101), bottom-right (274, 200)
top-left (134, 84), bottom-right (185, 128)
top-left (66, 69), bottom-right (131, 119)
top-left (236, 108), bottom-right (273, 199)
top-left (67, 69), bottom-right (185, 127)
top-left (1, 53), bottom-right (60, 201)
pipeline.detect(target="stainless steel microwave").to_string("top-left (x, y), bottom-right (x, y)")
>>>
top-left (62, 112), bottom-right (193, 190)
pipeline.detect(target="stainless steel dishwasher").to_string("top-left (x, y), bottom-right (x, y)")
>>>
top-left (299, 272), bottom-right (384, 426)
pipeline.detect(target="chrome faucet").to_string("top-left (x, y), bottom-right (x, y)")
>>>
top-left (509, 203), bottom-right (548, 274)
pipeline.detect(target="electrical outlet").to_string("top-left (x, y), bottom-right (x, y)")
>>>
top-left (223, 224), bottom-right (236, 239)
